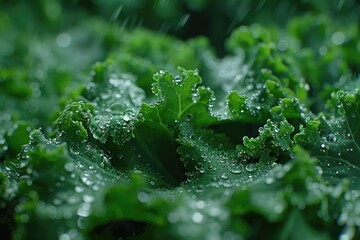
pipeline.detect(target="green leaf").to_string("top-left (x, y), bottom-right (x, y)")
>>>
top-left (55, 101), bottom-right (94, 142)
top-left (227, 146), bottom-right (337, 239)
top-left (3, 3), bottom-right (360, 239)
top-left (295, 90), bottom-right (360, 188)
top-left (241, 118), bottom-right (294, 160)
top-left (13, 129), bottom-right (123, 240)
top-left (177, 122), bottom-right (270, 184)
top-left (141, 68), bottom-right (217, 129)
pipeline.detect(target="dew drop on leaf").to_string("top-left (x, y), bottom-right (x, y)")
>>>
top-left (265, 177), bottom-right (275, 184)
top-left (137, 191), bottom-right (150, 203)
top-left (221, 173), bottom-right (228, 179)
top-left (83, 194), bottom-right (94, 203)
top-left (77, 203), bottom-right (91, 217)
top-left (192, 212), bottom-right (204, 224)
top-left (64, 162), bottom-right (75, 172)
top-left (68, 195), bottom-right (81, 205)
top-left (315, 166), bottom-right (324, 175)
top-left (228, 164), bottom-right (242, 174)
top-left (77, 217), bottom-right (86, 230)
top-left (195, 201), bottom-right (206, 209)
top-left (59, 233), bottom-right (71, 240)
top-left (339, 226), bottom-right (354, 240)
top-left (75, 186), bottom-right (84, 193)
top-left (122, 114), bottom-right (131, 121)
top-left (245, 163), bottom-right (256, 172)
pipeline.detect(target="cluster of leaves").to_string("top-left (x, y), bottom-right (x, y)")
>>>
top-left (2, 1), bottom-right (360, 240)
top-left (59, 0), bottom-right (360, 55)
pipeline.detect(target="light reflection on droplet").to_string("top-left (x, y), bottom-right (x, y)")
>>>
top-left (137, 192), bottom-right (150, 203)
top-left (277, 40), bottom-right (288, 51)
top-left (192, 212), bottom-right (204, 223)
top-left (59, 233), bottom-right (71, 240)
top-left (77, 203), bottom-right (91, 217)
top-left (331, 31), bottom-right (345, 45)
top-left (245, 163), bottom-right (256, 172)
top-left (195, 200), bottom-right (206, 209)
top-left (64, 162), bottom-right (75, 172)
top-left (56, 33), bottom-right (71, 48)
top-left (83, 194), bottom-right (94, 203)
top-left (75, 186), bottom-right (84, 193)
top-left (319, 46), bottom-right (328, 55)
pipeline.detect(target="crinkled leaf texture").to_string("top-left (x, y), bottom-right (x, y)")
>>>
top-left (3, 25), bottom-right (360, 240)
top-left (8, 63), bottom-right (359, 240)
top-left (295, 90), bottom-right (360, 188)
top-left (12, 129), bottom-right (124, 240)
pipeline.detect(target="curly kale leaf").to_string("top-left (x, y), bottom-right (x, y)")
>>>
top-left (141, 67), bottom-right (217, 130)
top-left (3, 14), bottom-right (360, 240)
top-left (11, 129), bottom-right (123, 240)
top-left (227, 146), bottom-right (356, 239)
top-left (295, 90), bottom-right (360, 188)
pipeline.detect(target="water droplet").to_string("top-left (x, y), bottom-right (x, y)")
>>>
top-left (75, 186), bottom-right (84, 193)
top-left (122, 114), bottom-right (131, 121)
top-left (137, 192), bottom-right (150, 203)
top-left (83, 195), bottom-right (94, 203)
top-left (277, 40), bottom-right (288, 51)
top-left (68, 196), bottom-right (80, 205)
top-left (195, 201), bottom-right (206, 209)
top-left (192, 212), bottom-right (204, 224)
top-left (56, 33), bottom-right (71, 48)
top-left (265, 177), bottom-right (275, 184)
top-left (53, 198), bottom-right (62, 205)
top-left (64, 162), bottom-right (75, 172)
top-left (76, 217), bottom-right (87, 230)
top-left (221, 173), bottom-right (228, 180)
top-left (245, 163), bottom-right (256, 172)
top-left (315, 166), bottom-right (323, 175)
top-left (319, 46), bottom-right (328, 55)
top-left (80, 172), bottom-right (94, 186)
top-left (339, 225), bottom-right (354, 240)
top-left (228, 163), bottom-right (242, 174)
top-left (59, 233), bottom-right (71, 240)
top-left (195, 162), bottom-right (205, 173)
top-left (77, 203), bottom-right (91, 217)
top-left (70, 144), bottom-right (80, 154)
top-left (331, 31), bottom-right (345, 45)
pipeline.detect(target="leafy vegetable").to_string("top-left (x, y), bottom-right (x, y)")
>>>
top-left (2, 1), bottom-right (360, 239)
